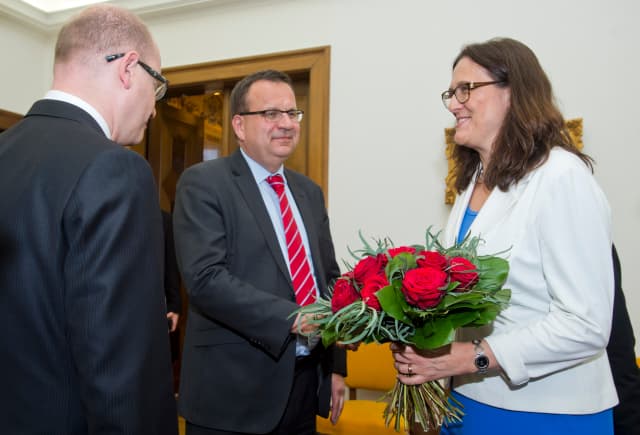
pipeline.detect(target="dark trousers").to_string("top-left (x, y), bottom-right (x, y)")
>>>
top-left (185, 355), bottom-right (319, 435)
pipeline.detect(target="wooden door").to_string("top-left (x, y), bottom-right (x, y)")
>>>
top-left (147, 103), bottom-right (203, 212)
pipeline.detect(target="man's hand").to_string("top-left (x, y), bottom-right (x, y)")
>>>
top-left (167, 312), bottom-right (179, 332)
top-left (290, 313), bottom-right (322, 335)
top-left (336, 341), bottom-right (360, 351)
top-left (329, 373), bottom-right (346, 424)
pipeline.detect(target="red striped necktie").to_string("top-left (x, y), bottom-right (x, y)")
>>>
top-left (266, 174), bottom-right (317, 306)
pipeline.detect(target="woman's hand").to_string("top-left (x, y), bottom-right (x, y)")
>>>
top-left (391, 341), bottom-right (497, 385)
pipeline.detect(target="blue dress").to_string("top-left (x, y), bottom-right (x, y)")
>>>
top-left (448, 205), bottom-right (613, 435)
top-left (457, 206), bottom-right (478, 244)
top-left (441, 391), bottom-right (613, 435)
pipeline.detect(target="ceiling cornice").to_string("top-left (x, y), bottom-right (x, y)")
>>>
top-left (0, 0), bottom-right (241, 34)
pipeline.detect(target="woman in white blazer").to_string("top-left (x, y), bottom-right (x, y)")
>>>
top-left (392, 38), bottom-right (617, 434)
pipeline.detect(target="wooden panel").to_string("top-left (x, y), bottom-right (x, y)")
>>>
top-left (127, 134), bottom-right (147, 158)
top-left (284, 80), bottom-right (309, 175)
top-left (0, 108), bottom-right (23, 132)
top-left (148, 104), bottom-right (203, 211)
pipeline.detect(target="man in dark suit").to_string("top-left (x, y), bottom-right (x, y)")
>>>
top-left (0, 5), bottom-right (177, 435)
top-left (163, 209), bottom-right (183, 393)
top-left (163, 210), bottom-right (183, 333)
top-left (174, 69), bottom-right (346, 435)
top-left (607, 245), bottom-right (640, 434)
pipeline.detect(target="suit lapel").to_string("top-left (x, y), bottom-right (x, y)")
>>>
top-left (470, 186), bottom-right (520, 238)
top-left (447, 173), bottom-right (531, 245)
top-left (229, 152), bottom-right (292, 286)
top-left (285, 170), bottom-right (325, 292)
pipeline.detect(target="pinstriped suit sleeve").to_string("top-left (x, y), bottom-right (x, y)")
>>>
top-left (62, 148), bottom-right (177, 434)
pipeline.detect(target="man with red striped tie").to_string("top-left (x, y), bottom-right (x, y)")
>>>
top-left (173, 69), bottom-right (346, 435)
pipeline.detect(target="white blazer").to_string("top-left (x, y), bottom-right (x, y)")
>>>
top-left (445, 148), bottom-right (618, 414)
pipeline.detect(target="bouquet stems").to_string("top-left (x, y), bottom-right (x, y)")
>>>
top-left (383, 380), bottom-right (464, 433)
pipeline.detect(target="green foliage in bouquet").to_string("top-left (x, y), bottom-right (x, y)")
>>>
top-left (294, 227), bottom-right (511, 432)
top-left (303, 228), bottom-right (510, 349)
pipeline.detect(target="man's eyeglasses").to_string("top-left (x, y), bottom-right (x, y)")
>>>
top-left (105, 53), bottom-right (168, 101)
top-left (441, 81), bottom-right (505, 109)
top-left (238, 109), bottom-right (304, 123)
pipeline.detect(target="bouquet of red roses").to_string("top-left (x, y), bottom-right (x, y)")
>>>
top-left (296, 228), bottom-right (510, 432)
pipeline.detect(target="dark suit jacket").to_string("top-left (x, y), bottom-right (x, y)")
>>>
top-left (608, 245), bottom-right (640, 434)
top-left (0, 99), bottom-right (178, 435)
top-left (174, 150), bottom-right (346, 433)
top-left (162, 210), bottom-right (183, 315)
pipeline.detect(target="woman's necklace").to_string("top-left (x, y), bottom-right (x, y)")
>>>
top-left (476, 166), bottom-right (485, 184)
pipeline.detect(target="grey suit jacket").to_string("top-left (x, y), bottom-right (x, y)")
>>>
top-left (174, 150), bottom-right (345, 433)
top-left (0, 99), bottom-right (178, 435)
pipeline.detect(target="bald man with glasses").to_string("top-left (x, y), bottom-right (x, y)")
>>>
top-left (0, 4), bottom-right (177, 434)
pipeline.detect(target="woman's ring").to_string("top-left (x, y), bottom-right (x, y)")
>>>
top-left (407, 364), bottom-right (413, 375)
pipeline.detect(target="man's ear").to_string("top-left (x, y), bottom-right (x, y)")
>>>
top-left (231, 114), bottom-right (245, 141)
top-left (118, 51), bottom-right (140, 90)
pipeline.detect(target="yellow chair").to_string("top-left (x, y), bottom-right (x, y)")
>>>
top-left (317, 342), bottom-right (405, 434)
top-left (178, 416), bottom-right (185, 435)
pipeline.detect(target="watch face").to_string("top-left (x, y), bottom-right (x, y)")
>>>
top-left (475, 355), bottom-right (490, 370)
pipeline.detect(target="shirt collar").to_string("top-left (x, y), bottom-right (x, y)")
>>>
top-left (44, 90), bottom-right (111, 139)
top-left (240, 148), bottom-right (285, 184)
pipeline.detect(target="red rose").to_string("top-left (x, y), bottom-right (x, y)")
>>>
top-left (416, 250), bottom-right (448, 270)
top-left (401, 267), bottom-right (447, 309)
top-left (342, 270), bottom-right (354, 279)
top-left (449, 257), bottom-right (479, 291)
top-left (388, 246), bottom-right (416, 258)
top-left (353, 254), bottom-right (388, 284)
top-left (360, 274), bottom-right (388, 311)
top-left (331, 276), bottom-right (360, 313)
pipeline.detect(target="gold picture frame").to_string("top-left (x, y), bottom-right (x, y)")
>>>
top-left (444, 117), bottom-right (583, 204)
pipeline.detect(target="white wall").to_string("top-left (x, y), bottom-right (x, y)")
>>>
top-left (0, 14), bottom-right (50, 114)
top-left (3, 0), bottom-right (639, 353)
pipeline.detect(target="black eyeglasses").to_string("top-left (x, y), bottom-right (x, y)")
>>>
top-left (105, 53), bottom-right (168, 101)
top-left (238, 109), bottom-right (304, 123)
top-left (441, 81), bottom-right (505, 109)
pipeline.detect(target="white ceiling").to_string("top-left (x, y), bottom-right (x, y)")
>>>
top-left (20, 1), bottom-right (106, 13)
top-left (0, 0), bottom-right (239, 32)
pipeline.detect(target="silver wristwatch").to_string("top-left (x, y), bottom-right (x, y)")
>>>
top-left (472, 339), bottom-right (490, 374)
